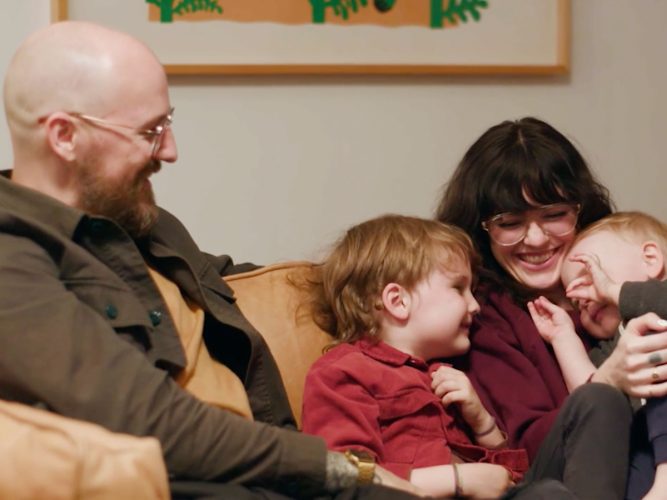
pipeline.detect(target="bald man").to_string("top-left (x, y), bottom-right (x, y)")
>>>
top-left (0, 22), bottom-right (422, 499)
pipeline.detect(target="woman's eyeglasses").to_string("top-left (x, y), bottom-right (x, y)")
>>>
top-left (482, 203), bottom-right (581, 246)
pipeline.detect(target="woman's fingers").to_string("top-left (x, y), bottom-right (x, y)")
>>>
top-left (630, 380), bottom-right (667, 399)
top-left (610, 314), bottom-right (667, 395)
top-left (623, 315), bottom-right (667, 355)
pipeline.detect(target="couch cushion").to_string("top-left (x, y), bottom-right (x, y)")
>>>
top-left (0, 399), bottom-right (169, 500)
top-left (224, 262), bottom-right (331, 427)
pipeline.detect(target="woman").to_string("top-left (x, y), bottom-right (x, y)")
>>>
top-left (436, 117), bottom-right (667, 497)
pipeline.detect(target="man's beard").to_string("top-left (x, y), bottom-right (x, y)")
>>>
top-left (76, 161), bottom-right (160, 239)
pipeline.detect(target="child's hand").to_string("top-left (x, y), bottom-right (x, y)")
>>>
top-left (458, 463), bottom-right (515, 499)
top-left (641, 462), bottom-right (667, 500)
top-left (374, 465), bottom-right (429, 496)
top-left (430, 366), bottom-right (492, 434)
top-left (528, 296), bottom-right (576, 344)
top-left (566, 252), bottom-right (621, 306)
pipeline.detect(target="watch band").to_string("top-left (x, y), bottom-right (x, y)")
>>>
top-left (344, 450), bottom-right (376, 485)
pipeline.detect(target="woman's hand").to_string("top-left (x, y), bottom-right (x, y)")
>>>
top-left (528, 296), bottom-right (577, 344)
top-left (594, 313), bottom-right (667, 398)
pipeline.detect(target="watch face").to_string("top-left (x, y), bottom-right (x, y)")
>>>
top-left (355, 451), bottom-right (373, 462)
top-left (346, 450), bottom-right (376, 485)
top-left (347, 449), bottom-right (373, 462)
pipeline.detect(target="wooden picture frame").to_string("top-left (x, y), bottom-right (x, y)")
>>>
top-left (51, 0), bottom-right (570, 75)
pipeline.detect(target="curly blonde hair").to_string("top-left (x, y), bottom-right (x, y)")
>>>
top-left (309, 214), bottom-right (479, 348)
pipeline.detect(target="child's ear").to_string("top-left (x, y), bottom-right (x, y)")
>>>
top-left (380, 283), bottom-right (410, 321)
top-left (641, 241), bottom-right (665, 280)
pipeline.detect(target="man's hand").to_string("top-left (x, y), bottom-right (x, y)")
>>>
top-left (528, 296), bottom-right (577, 344)
top-left (325, 451), bottom-right (428, 496)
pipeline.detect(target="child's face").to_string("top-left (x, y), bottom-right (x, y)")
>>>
top-left (561, 230), bottom-right (649, 339)
top-left (405, 260), bottom-right (480, 360)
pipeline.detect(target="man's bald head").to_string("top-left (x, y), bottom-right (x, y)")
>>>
top-left (4, 21), bottom-right (166, 134)
top-left (4, 21), bottom-right (175, 222)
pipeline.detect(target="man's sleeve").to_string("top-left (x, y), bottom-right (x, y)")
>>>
top-left (0, 236), bottom-right (327, 493)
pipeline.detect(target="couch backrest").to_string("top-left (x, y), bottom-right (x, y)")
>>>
top-left (224, 262), bottom-right (332, 427)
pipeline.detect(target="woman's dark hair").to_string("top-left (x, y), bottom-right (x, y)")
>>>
top-left (435, 117), bottom-right (614, 301)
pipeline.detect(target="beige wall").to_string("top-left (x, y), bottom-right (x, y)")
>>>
top-left (1, 1), bottom-right (665, 264)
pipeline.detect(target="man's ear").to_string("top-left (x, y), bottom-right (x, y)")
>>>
top-left (380, 282), bottom-right (410, 321)
top-left (641, 241), bottom-right (665, 280)
top-left (43, 112), bottom-right (79, 162)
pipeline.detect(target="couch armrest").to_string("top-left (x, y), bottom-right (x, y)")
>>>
top-left (0, 399), bottom-right (169, 499)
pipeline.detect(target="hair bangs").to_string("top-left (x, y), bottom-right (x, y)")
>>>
top-left (480, 150), bottom-right (574, 218)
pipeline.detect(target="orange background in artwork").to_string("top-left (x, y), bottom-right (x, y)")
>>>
top-left (148, 1), bottom-right (442, 27)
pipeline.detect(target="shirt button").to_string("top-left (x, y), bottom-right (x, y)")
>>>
top-left (149, 310), bottom-right (162, 326)
top-left (105, 304), bottom-right (118, 320)
top-left (89, 219), bottom-right (106, 235)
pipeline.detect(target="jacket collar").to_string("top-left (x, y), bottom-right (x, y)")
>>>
top-left (0, 169), bottom-right (171, 258)
top-left (0, 170), bottom-right (86, 239)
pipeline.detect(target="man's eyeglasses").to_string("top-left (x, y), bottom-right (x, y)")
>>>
top-left (70, 107), bottom-right (174, 158)
top-left (481, 203), bottom-right (581, 246)
top-left (40, 107), bottom-right (174, 159)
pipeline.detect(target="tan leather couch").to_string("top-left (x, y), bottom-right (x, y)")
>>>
top-left (0, 399), bottom-right (169, 499)
top-left (224, 261), bottom-right (331, 426)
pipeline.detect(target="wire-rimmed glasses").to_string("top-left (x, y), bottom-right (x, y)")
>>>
top-left (481, 203), bottom-right (581, 246)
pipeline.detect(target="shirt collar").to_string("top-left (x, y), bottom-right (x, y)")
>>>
top-left (356, 338), bottom-right (434, 371)
top-left (0, 169), bottom-right (87, 239)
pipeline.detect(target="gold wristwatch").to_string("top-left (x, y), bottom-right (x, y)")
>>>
top-left (344, 450), bottom-right (376, 485)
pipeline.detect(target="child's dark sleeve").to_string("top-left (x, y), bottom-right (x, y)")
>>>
top-left (618, 280), bottom-right (667, 320)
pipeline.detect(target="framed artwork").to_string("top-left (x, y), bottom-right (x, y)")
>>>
top-left (51, 0), bottom-right (570, 75)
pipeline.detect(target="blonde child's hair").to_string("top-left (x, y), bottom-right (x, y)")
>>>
top-left (309, 214), bottom-right (479, 348)
top-left (573, 211), bottom-right (667, 256)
